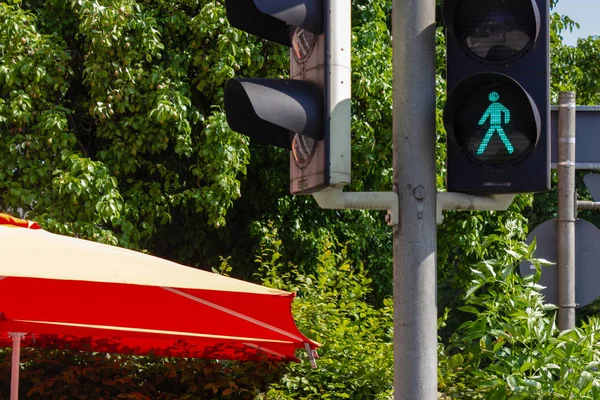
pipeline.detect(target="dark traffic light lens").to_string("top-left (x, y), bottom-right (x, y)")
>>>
top-left (445, 73), bottom-right (540, 166)
top-left (453, 0), bottom-right (539, 64)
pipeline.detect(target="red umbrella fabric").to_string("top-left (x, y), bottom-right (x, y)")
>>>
top-left (0, 213), bottom-right (318, 398)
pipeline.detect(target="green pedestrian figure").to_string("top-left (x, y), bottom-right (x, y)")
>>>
top-left (476, 91), bottom-right (514, 155)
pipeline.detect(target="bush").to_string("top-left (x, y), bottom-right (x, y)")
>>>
top-left (0, 350), bottom-right (284, 399)
top-left (257, 224), bottom-right (394, 399)
top-left (439, 235), bottom-right (600, 399)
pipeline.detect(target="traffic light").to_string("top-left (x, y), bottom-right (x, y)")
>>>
top-left (224, 0), bottom-right (351, 195)
top-left (443, 0), bottom-right (550, 193)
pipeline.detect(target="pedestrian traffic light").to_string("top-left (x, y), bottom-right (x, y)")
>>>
top-left (223, 0), bottom-right (351, 195)
top-left (443, 0), bottom-right (550, 193)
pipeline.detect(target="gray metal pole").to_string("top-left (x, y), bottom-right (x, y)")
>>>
top-left (392, 0), bottom-right (437, 398)
top-left (557, 91), bottom-right (577, 330)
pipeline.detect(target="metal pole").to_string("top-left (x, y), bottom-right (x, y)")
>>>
top-left (557, 91), bottom-right (577, 330)
top-left (10, 332), bottom-right (25, 400)
top-left (392, 0), bottom-right (437, 398)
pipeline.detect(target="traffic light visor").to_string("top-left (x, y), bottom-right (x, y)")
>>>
top-left (225, 0), bottom-right (324, 47)
top-left (444, 0), bottom-right (540, 65)
top-left (444, 73), bottom-right (541, 167)
top-left (225, 0), bottom-right (291, 46)
top-left (224, 78), bottom-right (324, 150)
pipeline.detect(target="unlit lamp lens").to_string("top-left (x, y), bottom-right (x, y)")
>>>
top-left (454, 0), bottom-right (538, 64)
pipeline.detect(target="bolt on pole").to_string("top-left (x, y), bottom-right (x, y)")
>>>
top-left (392, 0), bottom-right (438, 398)
top-left (557, 91), bottom-right (577, 330)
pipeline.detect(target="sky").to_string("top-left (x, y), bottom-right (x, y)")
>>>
top-left (553, 0), bottom-right (600, 46)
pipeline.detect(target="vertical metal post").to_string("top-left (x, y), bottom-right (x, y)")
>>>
top-left (9, 332), bottom-right (25, 400)
top-left (557, 91), bottom-right (577, 330)
top-left (392, 0), bottom-right (437, 398)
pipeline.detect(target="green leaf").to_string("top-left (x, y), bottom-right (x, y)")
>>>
top-left (576, 371), bottom-right (594, 392)
top-left (519, 362), bottom-right (534, 373)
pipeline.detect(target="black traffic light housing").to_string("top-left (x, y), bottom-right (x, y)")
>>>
top-left (443, 0), bottom-right (550, 194)
top-left (224, 0), bottom-right (351, 195)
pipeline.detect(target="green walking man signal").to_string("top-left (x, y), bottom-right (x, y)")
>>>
top-left (476, 91), bottom-right (514, 155)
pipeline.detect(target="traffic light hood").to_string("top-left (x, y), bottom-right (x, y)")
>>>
top-left (224, 78), bottom-right (324, 150)
top-left (225, 0), bottom-right (324, 47)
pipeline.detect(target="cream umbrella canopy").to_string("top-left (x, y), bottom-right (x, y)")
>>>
top-left (0, 213), bottom-right (318, 399)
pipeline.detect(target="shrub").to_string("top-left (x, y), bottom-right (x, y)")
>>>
top-left (439, 235), bottom-right (600, 399)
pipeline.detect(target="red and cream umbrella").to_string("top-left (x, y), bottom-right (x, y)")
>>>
top-left (0, 213), bottom-right (318, 399)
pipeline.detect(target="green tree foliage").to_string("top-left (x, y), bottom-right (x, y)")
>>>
top-left (550, 0), bottom-right (600, 105)
top-left (0, 0), bottom-right (250, 247)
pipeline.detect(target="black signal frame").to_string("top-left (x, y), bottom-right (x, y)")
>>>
top-left (443, 0), bottom-right (550, 194)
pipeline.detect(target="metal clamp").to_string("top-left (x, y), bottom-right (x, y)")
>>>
top-left (557, 304), bottom-right (579, 309)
